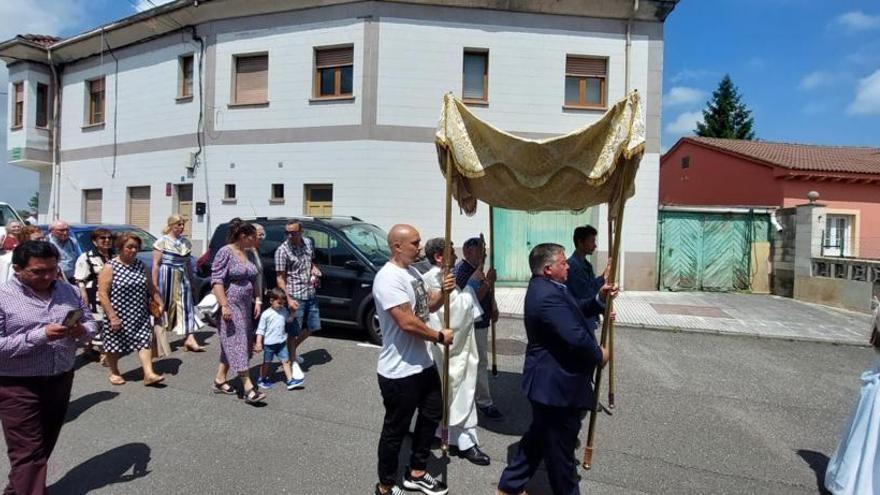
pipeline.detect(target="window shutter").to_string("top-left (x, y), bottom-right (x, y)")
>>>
top-left (90, 78), bottom-right (105, 93)
top-left (83, 189), bottom-right (103, 224)
top-left (566, 56), bottom-right (607, 77)
top-left (235, 55), bottom-right (268, 104)
top-left (14, 82), bottom-right (23, 102)
top-left (127, 187), bottom-right (151, 231)
top-left (315, 47), bottom-right (353, 68)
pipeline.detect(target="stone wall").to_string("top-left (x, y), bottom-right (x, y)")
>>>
top-left (771, 207), bottom-right (796, 297)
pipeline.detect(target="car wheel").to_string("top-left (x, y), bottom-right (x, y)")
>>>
top-left (363, 304), bottom-right (382, 345)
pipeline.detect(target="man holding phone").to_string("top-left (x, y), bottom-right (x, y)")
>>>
top-left (0, 241), bottom-right (97, 495)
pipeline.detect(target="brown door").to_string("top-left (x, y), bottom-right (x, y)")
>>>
top-left (175, 184), bottom-right (193, 237)
top-left (127, 186), bottom-right (151, 231)
top-left (83, 189), bottom-right (103, 224)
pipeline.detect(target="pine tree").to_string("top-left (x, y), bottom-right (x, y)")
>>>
top-left (695, 75), bottom-right (755, 140)
top-left (27, 192), bottom-right (38, 211)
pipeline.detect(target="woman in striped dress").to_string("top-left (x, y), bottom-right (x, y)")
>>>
top-left (152, 215), bottom-right (204, 352)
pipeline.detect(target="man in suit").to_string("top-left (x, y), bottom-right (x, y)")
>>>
top-left (497, 243), bottom-right (614, 495)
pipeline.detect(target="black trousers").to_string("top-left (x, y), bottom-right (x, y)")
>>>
top-left (498, 401), bottom-right (583, 495)
top-left (377, 366), bottom-right (442, 486)
top-left (0, 371), bottom-right (74, 495)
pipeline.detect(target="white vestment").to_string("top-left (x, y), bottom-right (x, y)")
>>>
top-left (422, 266), bottom-right (483, 447)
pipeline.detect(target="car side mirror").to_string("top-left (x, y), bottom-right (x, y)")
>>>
top-left (344, 260), bottom-right (364, 271)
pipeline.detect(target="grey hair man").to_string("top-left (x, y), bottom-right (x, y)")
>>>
top-left (47, 220), bottom-right (79, 281)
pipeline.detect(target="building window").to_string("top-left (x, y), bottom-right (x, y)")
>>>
top-left (82, 189), bottom-right (103, 224)
top-left (304, 184), bottom-right (333, 216)
top-left (87, 78), bottom-right (105, 125)
top-left (271, 183), bottom-right (285, 202)
top-left (12, 82), bottom-right (23, 128)
top-left (314, 46), bottom-right (353, 99)
top-left (232, 54), bottom-right (268, 105)
top-left (462, 50), bottom-right (488, 103)
top-left (564, 56), bottom-right (607, 109)
top-left (179, 54), bottom-right (194, 99)
top-left (823, 214), bottom-right (854, 257)
top-left (224, 184), bottom-right (237, 201)
top-left (36, 83), bottom-right (50, 128)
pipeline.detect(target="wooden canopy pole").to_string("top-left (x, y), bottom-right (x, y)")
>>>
top-left (582, 176), bottom-right (627, 471)
top-left (440, 146), bottom-right (453, 454)
top-left (484, 211), bottom-right (498, 376)
top-left (607, 219), bottom-right (616, 410)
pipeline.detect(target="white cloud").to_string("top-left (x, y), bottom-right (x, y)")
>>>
top-left (834, 11), bottom-right (880, 33)
top-left (0, 0), bottom-right (90, 40)
top-left (663, 86), bottom-right (706, 107)
top-left (133, 0), bottom-right (176, 13)
top-left (665, 111), bottom-right (703, 135)
top-left (799, 71), bottom-right (833, 90)
top-left (847, 70), bottom-right (880, 115)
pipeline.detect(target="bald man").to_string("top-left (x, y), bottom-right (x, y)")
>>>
top-left (373, 224), bottom-right (455, 495)
top-left (48, 220), bottom-right (79, 282)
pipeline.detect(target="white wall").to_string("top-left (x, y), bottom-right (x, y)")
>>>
top-left (213, 19), bottom-right (363, 131)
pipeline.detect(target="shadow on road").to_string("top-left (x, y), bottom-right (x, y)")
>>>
top-left (797, 449), bottom-right (831, 495)
top-left (65, 391), bottom-right (119, 424)
top-left (49, 442), bottom-right (151, 494)
top-left (478, 370), bottom-right (530, 437)
top-left (300, 348), bottom-right (332, 371)
top-left (152, 358), bottom-right (183, 376)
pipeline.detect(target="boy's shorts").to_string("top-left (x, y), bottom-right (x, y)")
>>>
top-left (287, 297), bottom-right (321, 336)
top-left (263, 342), bottom-right (290, 363)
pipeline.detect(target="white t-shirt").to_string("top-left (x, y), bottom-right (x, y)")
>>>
top-left (373, 262), bottom-right (433, 379)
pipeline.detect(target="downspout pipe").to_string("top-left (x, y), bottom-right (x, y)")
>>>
top-left (47, 48), bottom-right (61, 221)
top-left (625, 0), bottom-right (638, 93)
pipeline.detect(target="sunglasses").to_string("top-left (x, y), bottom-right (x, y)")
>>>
top-left (96, 236), bottom-right (112, 240)
top-left (285, 231), bottom-right (302, 236)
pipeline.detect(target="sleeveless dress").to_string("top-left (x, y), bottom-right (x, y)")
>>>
top-left (103, 258), bottom-right (153, 354)
top-left (154, 234), bottom-right (197, 335)
top-left (211, 245), bottom-right (259, 373)
top-left (825, 355), bottom-right (880, 494)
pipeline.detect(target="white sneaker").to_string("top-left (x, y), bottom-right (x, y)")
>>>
top-left (291, 362), bottom-right (305, 380)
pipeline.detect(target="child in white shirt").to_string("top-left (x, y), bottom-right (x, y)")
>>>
top-left (255, 289), bottom-right (304, 390)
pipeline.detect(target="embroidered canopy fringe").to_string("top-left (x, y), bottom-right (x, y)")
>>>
top-left (434, 91), bottom-right (646, 216)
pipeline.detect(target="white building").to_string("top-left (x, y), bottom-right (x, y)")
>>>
top-left (2, 0), bottom-right (677, 289)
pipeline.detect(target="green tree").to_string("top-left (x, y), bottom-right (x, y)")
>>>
top-left (27, 192), bottom-right (38, 211)
top-left (695, 74), bottom-right (755, 140)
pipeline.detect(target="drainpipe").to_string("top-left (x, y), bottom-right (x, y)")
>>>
top-left (47, 48), bottom-right (61, 221)
top-left (625, 0), bottom-right (638, 93)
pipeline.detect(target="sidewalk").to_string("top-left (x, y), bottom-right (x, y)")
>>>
top-left (495, 288), bottom-right (874, 346)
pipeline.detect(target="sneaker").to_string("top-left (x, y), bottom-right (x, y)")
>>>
top-left (374, 484), bottom-right (405, 495)
top-left (478, 404), bottom-right (504, 419)
top-left (257, 377), bottom-right (272, 390)
top-left (291, 362), bottom-right (305, 380)
top-left (402, 470), bottom-right (448, 495)
top-left (295, 355), bottom-right (304, 365)
top-left (286, 378), bottom-right (305, 390)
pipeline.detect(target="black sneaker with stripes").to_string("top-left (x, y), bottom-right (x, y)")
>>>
top-left (402, 470), bottom-right (448, 495)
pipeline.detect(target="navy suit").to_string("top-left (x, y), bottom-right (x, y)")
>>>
top-left (498, 276), bottom-right (605, 495)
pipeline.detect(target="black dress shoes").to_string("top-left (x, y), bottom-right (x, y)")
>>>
top-left (453, 445), bottom-right (491, 466)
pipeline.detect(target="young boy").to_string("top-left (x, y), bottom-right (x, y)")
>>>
top-left (255, 289), bottom-right (304, 390)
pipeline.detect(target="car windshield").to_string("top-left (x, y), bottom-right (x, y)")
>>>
top-left (0, 204), bottom-right (21, 227)
top-left (75, 227), bottom-right (156, 253)
top-left (339, 223), bottom-right (390, 265)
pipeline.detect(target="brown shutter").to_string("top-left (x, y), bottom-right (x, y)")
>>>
top-left (83, 189), bottom-right (103, 223)
top-left (127, 187), bottom-right (151, 230)
top-left (90, 78), bottom-right (105, 93)
top-left (14, 82), bottom-right (23, 102)
top-left (235, 55), bottom-right (268, 104)
top-left (566, 56), bottom-right (607, 77)
top-left (315, 47), bottom-right (353, 68)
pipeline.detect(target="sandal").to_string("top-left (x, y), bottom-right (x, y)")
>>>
top-left (143, 374), bottom-right (165, 387)
top-left (244, 387), bottom-right (266, 404)
top-left (212, 380), bottom-right (237, 395)
top-left (108, 375), bottom-right (126, 386)
top-left (183, 344), bottom-right (206, 352)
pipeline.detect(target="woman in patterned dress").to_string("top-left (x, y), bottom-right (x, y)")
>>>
top-left (211, 219), bottom-right (266, 403)
top-left (152, 214), bottom-right (204, 352)
top-left (74, 228), bottom-right (114, 362)
top-left (98, 232), bottom-right (166, 386)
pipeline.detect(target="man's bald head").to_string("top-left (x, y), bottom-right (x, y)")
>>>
top-left (387, 224), bottom-right (421, 267)
top-left (49, 220), bottom-right (70, 242)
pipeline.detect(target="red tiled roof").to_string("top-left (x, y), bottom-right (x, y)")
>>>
top-left (20, 34), bottom-right (62, 47)
top-left (683, 136), bottom-right (880, 175)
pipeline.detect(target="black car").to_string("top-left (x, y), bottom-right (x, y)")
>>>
top-left (197, 216), bottom-right (390, 344)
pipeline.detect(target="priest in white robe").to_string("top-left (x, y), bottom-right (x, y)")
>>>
top-left (421, 237), bottom-right (491, 466)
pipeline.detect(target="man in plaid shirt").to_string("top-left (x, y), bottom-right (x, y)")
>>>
top-left (275, 219), bottom-right (322, 377)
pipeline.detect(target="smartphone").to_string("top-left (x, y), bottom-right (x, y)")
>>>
top-left (62, 309), bottom-right (83, 329)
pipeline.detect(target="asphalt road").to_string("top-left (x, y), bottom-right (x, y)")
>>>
top-left (0, 319), bottom-right (872, 494)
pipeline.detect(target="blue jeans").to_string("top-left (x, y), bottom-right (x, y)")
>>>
top-left (289, 297), bottom-right (321, 335)
top-left (262, 342), bottom-right (289, 363)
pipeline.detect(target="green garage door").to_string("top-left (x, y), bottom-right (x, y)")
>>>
top-left (493, 207), bottom-right (594, 284)
top-left (658, 211), bottom-right (768, 292)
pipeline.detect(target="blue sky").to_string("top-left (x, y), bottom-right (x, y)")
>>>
top-left (1, 0), bottom-right (878, 211)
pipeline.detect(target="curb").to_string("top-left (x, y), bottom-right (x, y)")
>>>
top-left (498, 313), bottom-right (869, 348)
